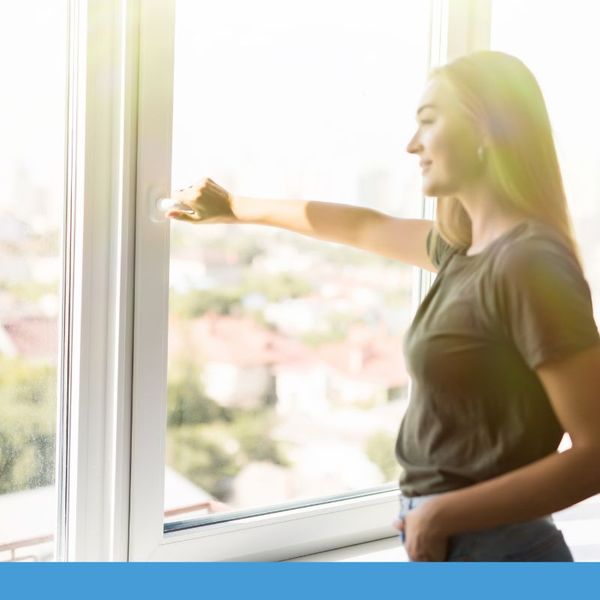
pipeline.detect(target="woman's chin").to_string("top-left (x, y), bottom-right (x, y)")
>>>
top-left (422, 181), bottom-right (454, 198)
top-left (422, 183), bottom-right (440, 197)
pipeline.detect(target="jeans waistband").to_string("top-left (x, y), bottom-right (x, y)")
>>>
top-left (399, 492), bottom-right (444, 514)
top-left (398, 491), bottom-right (555, 525)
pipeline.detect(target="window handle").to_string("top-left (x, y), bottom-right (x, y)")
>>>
top-left (150, 192), bottom-right (195, 223)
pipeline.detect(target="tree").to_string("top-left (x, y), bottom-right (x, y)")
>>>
top-left (165, 359), bottom-right (289, 501)
top-left (0, 358), bottom-right (56, 493)
top-left (365, 430), bottom-right (401, 482)
top-left (167, 361), bottom-right (227, 426)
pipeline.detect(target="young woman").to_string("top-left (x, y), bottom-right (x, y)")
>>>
top-left (166, 51), bottom-right (600, 561)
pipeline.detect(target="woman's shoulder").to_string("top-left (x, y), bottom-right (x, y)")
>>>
top-left (492, 219), bottom-right (583, 283)
top-left (426, 227), bottom-right (461, 269)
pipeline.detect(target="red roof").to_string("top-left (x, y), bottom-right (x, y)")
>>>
top-left (317, 324), bottom-right (407, 386)
top-left (1, 316), bottom-right (58, 362)
top-left (168, 314), bottom-right (407, 386)
top-left (168, 312), bottom-right (315, 368)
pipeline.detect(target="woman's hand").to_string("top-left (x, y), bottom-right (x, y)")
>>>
top-left (394, 502), bottom-right (449, 561)
top-left (166, 177), bottom-right (237, 224)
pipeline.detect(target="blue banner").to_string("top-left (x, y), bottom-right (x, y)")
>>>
top-left (2, 563), bottom-right (599, 599)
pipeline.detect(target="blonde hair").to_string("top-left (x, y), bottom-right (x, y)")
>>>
top-left (429, 51), bottom-right (581, 266)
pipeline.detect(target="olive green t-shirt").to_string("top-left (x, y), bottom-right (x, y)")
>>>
top-left (395, 219), bottom-right (600, 497)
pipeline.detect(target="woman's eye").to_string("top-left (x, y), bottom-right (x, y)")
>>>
top-left (420, 119), bottom-right (434, 125)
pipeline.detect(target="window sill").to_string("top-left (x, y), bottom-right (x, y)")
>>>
top-left (288, 535), bottom-right (407, 562)
top-left (289, 493), bottom-right (600, 562)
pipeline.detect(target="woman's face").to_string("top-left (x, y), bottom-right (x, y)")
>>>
top-left (407, 76), bottom-right (484, 197)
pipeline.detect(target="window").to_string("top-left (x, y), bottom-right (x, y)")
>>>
top-left (490, 0), bottom-right (600, 560)
top-left (1, 0), bottom-right (495, 562)
top-left (163, 0), bottom-right (430, 525)
top-left (0, 1), bottom-right (68, 562)
top-left (129, 0), bottom-right (442, 561)
top-left (490, 0), bottom-right (600, 317)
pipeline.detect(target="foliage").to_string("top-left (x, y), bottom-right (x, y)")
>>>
top-left (0, 281), bottom-right (58, 303)
top-left (0, 358), bottom-right (56, 494)
top-left (298, 311), bottom-right (360, 347)
top-left (365, 430), bottom-right (401, 483)
top-left (171, 271), bottom-right (313, 319)
top-left (166, 425), bottom-right (240, 501)
top-left (171, 229), bottom-right (264, 267)
top-left (167, 361), bottom-right (227, 426)
top-left (226, 408), bottom-right (289, 467)
top-left (165, 363), bottom-right (289, 500)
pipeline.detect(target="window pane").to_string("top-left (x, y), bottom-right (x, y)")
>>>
top-left (0, 1), bottom-right (67, 561)
top-left (491, 0), bottom-right (600, 561)
top-left (491, 0), bottom-right (600, 318)
top-left (164, 0), bottom-right (431, 527)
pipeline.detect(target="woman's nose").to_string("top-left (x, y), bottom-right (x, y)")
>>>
top-left (406, 130), bottom-right (421, 155)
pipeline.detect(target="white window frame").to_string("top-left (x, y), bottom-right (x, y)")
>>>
top-left (59, 0), bottom-right (139, 561)
top-left (61, 0), bottom-right (491, 562)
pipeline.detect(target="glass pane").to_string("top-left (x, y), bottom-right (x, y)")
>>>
top-left (491, 0), bottom-right (600, 560)
top-left (164, 0), bottom-right (431, 527)
top-left (0, 2), bottom-right (67, 561)
top-left (491, 0), bottom-right (600, 317)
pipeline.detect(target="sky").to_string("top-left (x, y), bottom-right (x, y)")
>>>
top-left (0, 1), bottom-right (67, 217)
top-left (1, 0), bottom-right (600, 292)
top-left (170, 0), bottom-right (431, 210)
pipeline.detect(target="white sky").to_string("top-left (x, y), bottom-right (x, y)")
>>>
top-left (0, 1), bottom-right (67, 214)
top-left (1, 0), bottom-right (600, 265)
top-left (170, 0), bottom-right (430, 209)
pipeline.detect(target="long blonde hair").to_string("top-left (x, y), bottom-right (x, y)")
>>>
top-left (430, 51), bottom-right (581, 266)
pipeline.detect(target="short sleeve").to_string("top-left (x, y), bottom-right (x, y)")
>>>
top-left (426, 227), bottom-right (456, 270)
top-left (494, 240), bottom-right (600, 369)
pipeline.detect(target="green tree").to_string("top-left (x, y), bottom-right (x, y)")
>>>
top-left (170, 272), bottom-right (313, 319)
top-left (165, 360), bottom-right (289, 500)
top-left (0, 358), bottom-right (56, 493)
top-left (166, 424), bottom-right (240, 501)
top-left (227, 408), bottom-right (289, 467)
top-left (167, 361), bottom-right (227, 426)
top-left (365, 430), bottom-right (401, 482)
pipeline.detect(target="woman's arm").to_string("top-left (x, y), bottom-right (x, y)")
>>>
top-left (167, 179), bottom-right (437, 271)
top-left (414, 343), bottom-right (600, 548)
top-left (232, 194), bottom-right (437, 272)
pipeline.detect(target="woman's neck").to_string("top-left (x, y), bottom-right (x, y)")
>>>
top-left (457, 188), bottom-right (526, 255)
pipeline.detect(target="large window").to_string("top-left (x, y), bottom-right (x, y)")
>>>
top-left (163, 0), bottom-right (430, 527)
top-left (128, 0), bottom-right (441, 561)
top-left (0, 1), bottom-right (68, 562)
top-left (3, 0), bottom-right (515, 562)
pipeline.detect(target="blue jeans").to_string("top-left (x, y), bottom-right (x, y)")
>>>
top-left (398, 493), bottom-right (574, 562)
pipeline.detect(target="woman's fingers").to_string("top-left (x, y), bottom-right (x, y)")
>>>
top-left (168, 177), bottom-right (234, 224)
top-left (166, 210), bottom-right (201, 223)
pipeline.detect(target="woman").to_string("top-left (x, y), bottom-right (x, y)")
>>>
top-left (166, 51), bottom-right (600, 561)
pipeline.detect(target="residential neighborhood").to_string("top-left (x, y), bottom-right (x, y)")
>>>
top-left (1, 213), bottom-right (413, 558)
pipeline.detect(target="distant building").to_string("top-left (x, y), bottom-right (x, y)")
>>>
top-left (168, 314), bottom-right (408, 413)
top-left (0, 316), bottom-right (58, 363)
top-left (0, 467), bottom-right (214, 562)
top-left (168, 313), bottom-right (314, 410)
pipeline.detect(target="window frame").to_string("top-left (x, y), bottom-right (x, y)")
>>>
top-left (59, 0), bottom-right (139, 561)
top-left (63, 0), bottom-right (491, 562)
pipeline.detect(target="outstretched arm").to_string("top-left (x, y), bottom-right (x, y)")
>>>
top-left (167, 179), bottom-right (437, 271)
